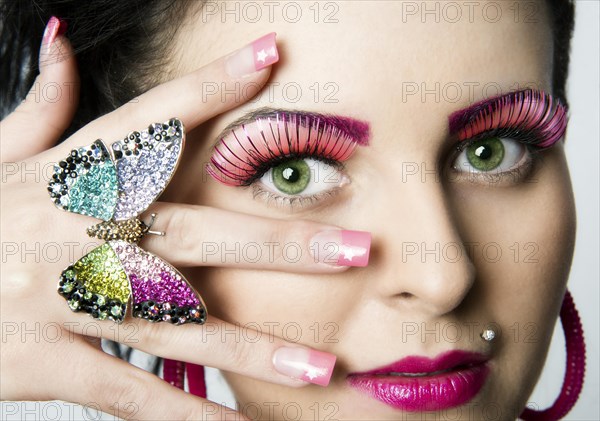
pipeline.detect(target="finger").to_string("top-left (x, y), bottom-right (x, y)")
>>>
top-left (54, 341), bottom-right (247, 421)
top-left (143, 202), bottom-right (372, 271)
top-left (64, 316), bottom-right (337, 389)
top-left (1, 17), bottom-right (79, 163)
top-left (48, 32), bottom-right (279, 158)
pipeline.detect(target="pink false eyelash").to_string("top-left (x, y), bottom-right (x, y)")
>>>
top-left (207, 112), bottom-right (368, 186)
top-left (450, 90), bottom-right (568, 149)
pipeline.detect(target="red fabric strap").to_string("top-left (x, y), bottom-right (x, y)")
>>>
top-left (163, 359), bottom-right (207, 398)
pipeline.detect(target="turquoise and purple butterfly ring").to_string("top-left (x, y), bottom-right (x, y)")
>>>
top-left (49, 118), bottom-right (208, 325)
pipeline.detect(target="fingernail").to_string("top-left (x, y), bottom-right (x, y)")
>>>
top-left (40, 16), bottom-right (67, 72)
top-left (41, 16), bottom-right (67, 55)
top-left (310, 230), bottom-right (371, 267)
top-left (272, 347), bottom-right (336, 387)
top-left (226, 32), bottom-right (279, 78)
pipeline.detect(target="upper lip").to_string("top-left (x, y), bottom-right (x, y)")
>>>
top-left (348, 350), bottom-right (489, 377)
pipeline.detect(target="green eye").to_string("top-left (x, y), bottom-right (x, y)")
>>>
top-left (465, 138), bottom-right (505, 171)
top-left (271, 159), bottom-right (311, 194)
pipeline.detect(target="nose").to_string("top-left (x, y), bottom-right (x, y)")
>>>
top-left (368, 162), bottom-right (476, 317)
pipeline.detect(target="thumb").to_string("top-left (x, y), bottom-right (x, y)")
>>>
top-left (1, 16), bottom-right (80, 163)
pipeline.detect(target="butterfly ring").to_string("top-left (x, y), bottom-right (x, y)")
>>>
top-left (48, 118), bottom-right (207, 326)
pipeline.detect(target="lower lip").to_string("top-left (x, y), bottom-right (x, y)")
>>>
top-left (347, 363), bottom-right (489, 412)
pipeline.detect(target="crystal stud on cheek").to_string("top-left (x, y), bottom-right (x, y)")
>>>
top-left (48, 118), bottom-right (207, 325)
top-left (481, 329), bottom-right (496, 342)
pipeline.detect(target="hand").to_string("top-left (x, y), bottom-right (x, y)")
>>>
top-left (1, 24), bottom-right (345, 420)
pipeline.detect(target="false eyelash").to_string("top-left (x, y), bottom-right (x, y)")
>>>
top-left (454, 90), bottom-right (568, 149)
top-left (207, 112), bottom-right (362, 186)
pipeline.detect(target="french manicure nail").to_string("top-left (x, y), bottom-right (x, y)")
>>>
top-left (41, 16), bottom-right (67, 55)
top-left (310, 230), bottom-right (371, 267)
top-left (225, 32), bottom-right (279, 78)
top-left (272, 347), bottom-right (336, 387)
top-left (39, 16), bottom-right (67, 73)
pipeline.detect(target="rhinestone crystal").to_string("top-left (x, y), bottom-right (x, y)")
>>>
top-left (112, 119), bottom-right (183, 220)
top-left (48, 140), bottom-right (118, 220)
top-left (481, 329), bottom-right (496, 342)
top-left (110, 239), bottom-right (206, 325)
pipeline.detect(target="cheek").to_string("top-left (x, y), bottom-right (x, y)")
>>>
top-left (449, 147), bottom-right (576, 298)
top-left (448, 147), bottom-right (576, 407)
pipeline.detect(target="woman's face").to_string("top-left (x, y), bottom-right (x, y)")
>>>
top-left (163, 1), bottom-right (576, 419)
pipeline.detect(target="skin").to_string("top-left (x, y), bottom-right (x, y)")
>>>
top-left (163, 1), bottom-right (576, 420)
top-left (0, 1), bottom-right (576, 420)
top-left (1, 12), bottom-right (351, 421)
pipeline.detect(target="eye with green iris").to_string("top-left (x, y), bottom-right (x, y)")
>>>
top-left (271, 159), bottom-right (311, 195)
top-left (465, 138), bottom-right (505, 171)
top-left (453, 136), bottom-right (527, 175)
top-left (258, 157), bottom-right (348, 201)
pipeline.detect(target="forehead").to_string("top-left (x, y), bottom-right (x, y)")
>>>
top-left (177, 1), bottom-right (553, 121)
top-left (187, 2), bottom-right (551, 76)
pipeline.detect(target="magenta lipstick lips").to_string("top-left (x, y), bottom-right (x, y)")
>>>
top-left (347, 350), bottom-right (490, 412)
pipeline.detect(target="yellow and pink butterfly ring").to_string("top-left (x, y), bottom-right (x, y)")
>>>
top-left (48, 118), bottom-right (207, 325)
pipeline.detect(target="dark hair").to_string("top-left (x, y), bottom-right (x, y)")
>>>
top-left (0, 0), bottom-right (198, 133)
top-left (546, 0), bottom-right (576, 104)
top-left (0, 0), bottom-right (576, 371)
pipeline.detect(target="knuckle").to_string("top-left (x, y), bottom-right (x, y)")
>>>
top-left (265, 219), bottom-right (292, 248)
top-left (163, 205), bottom-right (206, 255)
top-left (136, 321), bottom-right (181, 356)
top-left (92, 368), bottom-right (154, 417)
top-left (279, 219), bottom-right (312, 249)
top-left (6, 187), bottom-right (45, 238)
top-left (224, 331), bottom-right (255, 369)
top-left (263, 219), bottom-right (312, 265)
top-left (190, 70), bottom-right (210, 96)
